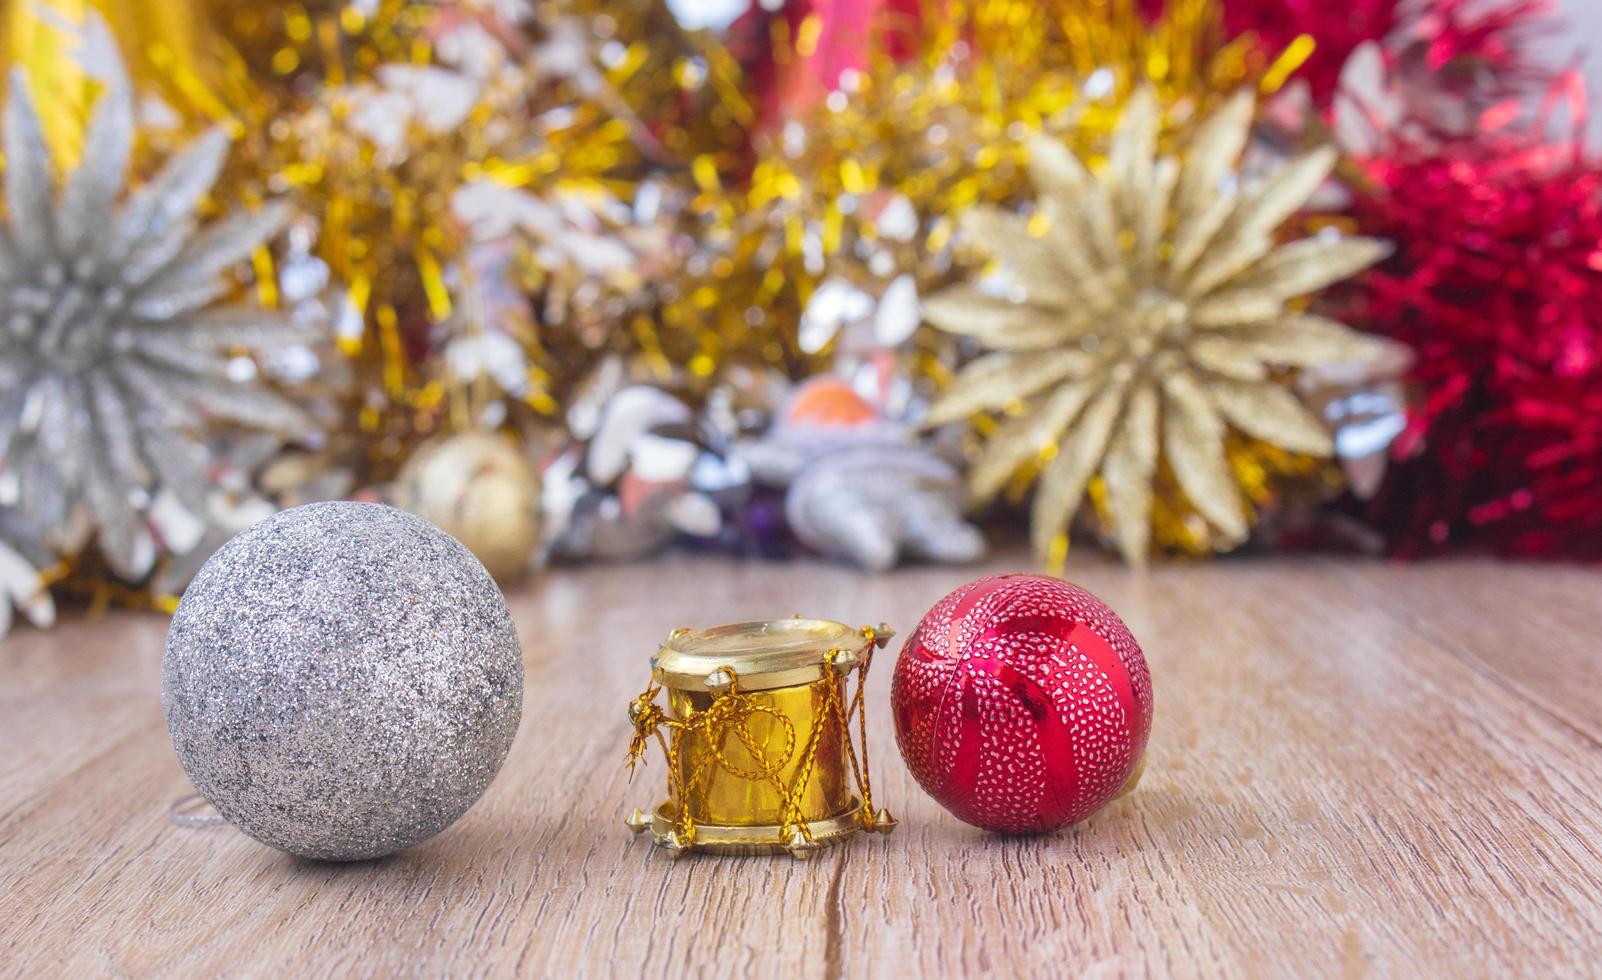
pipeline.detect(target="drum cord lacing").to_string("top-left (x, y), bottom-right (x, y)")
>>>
top-left (625, 624), bottom-right (886, 850)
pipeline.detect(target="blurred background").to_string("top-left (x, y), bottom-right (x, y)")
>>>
top-left (1565, 0), bottom-right (1601, 134)
top-left (0, 0), bottom-right (1599, 640)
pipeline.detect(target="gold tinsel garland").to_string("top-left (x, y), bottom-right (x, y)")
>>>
top-left (201, 0), bottom-right (745, 469)
top-left (0, 1), bottom-right (713, 609)
top-left (2, 0), bottom-right (1369, 585)
top-left (659, 0), bottom-right (1353, 561)
top-left (659, 0), bottom-right (1308, 382)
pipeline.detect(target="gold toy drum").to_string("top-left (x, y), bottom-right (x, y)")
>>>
top-left (624, 618), bottom-right (897, 858)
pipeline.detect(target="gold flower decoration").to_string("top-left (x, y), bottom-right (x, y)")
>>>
top-left (924, 88), bottom-right (1393, 565)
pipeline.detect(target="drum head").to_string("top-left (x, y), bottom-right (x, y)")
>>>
top-left (653, 618), bottom-right (869, 691)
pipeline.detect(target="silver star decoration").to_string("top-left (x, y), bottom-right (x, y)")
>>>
top-left (0, 66), bottom-right (311, 579)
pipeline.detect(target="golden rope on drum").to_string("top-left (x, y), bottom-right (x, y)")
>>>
top-left (624, 619), bottom-right (897, 859)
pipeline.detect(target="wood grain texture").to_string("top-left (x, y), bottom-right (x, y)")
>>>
top-left (2, 552), bottom-right (1600, 978)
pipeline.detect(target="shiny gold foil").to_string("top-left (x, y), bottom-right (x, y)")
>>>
top-left (668, 679), bottom-right (851, 827)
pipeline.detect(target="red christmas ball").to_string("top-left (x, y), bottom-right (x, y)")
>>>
top-left (891, 573), bottom-right (1152, 834)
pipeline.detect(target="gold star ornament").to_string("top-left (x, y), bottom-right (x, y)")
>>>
top-left (924, 88), bottom-right (1393, 565)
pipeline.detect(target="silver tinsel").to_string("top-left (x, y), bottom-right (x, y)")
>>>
top-left (0, 64), bottom-right (312, 580)
top-left (162, 502), bottom-right (524, 861)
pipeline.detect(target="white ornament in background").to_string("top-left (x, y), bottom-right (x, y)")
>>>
top-left (798, 274), bottom-right (921, 354)
top-left (665, 0), bottom-right (749, 31)
top-left (0, 541), bottom-right (54, 640)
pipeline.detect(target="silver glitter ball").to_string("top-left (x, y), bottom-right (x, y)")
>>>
top-left (162, 502), bottom-right (524, 860)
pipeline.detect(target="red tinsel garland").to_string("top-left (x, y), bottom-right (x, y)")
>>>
top-left (1225, 0), bottom-right (1400, 105)
top-left (1139, 0), bottom-right (1400, 106)
top-left (1349, 118), bottom-right (1602, 558)
top-left (1404, 0), bottom-right (1557, 97)
top-left (1135, 0), bottom-right (1556, 114)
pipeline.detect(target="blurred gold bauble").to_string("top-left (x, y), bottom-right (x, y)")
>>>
top-left (393, 432), bottom-right (542, 581)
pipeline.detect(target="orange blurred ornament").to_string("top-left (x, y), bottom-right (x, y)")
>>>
top-left (784, 377), bottom-right (878, 427)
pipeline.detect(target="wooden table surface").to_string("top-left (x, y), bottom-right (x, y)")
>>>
top-left (3, 551), bottom-right (1600, 978)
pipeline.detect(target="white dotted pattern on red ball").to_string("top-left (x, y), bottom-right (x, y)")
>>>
top-left (893, 574), bottom-right (1152, 832)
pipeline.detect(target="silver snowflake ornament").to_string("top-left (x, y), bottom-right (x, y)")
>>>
top-left (0, 68), bottom-right (312, 579)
